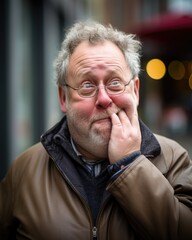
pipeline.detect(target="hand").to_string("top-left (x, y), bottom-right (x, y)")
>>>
top-left (107, 108), bottom-right (141, 164)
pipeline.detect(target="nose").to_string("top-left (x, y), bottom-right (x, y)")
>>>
top-left (95, 86), bottom-right (112, 109)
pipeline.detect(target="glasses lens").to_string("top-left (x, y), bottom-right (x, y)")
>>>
top-left (106, 81), bottom-right (124, 95)
top-left (79, 84), bottom-right (96, 97)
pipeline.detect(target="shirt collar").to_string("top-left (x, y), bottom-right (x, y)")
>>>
top-left (70, 137), bottom-right (82, 157)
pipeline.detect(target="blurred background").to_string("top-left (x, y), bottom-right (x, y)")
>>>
top-left (1, 0), bottom-right (192, 180)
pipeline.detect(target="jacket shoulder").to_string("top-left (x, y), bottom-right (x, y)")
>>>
top-left (15, 142), bottom-right (48, 162)
top-left (9, 143), bottom-right (49, 178)
top-left (155, 134), bottom-right (188, 156)
top-left (153, 134), bottom-right (191, 174)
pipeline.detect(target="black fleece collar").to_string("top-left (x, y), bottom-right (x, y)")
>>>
top-left (139, 119), bottom-right (161, 157)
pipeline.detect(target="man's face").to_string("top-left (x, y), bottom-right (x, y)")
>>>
top-left (59, 40), bottom-right (139, 160)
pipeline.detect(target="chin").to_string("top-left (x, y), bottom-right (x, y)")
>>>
top-left (90, 129), bottom-right (110, 146)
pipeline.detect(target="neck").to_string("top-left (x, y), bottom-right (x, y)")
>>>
top-left (71, 137), bottom-right (108, 162)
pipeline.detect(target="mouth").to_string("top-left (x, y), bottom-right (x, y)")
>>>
top-left (95, 118), bottom-right (111, 124)
top-left (91, 116), bottom-right (112, 129)
top-left (92, 108), bottom-right (121, 125)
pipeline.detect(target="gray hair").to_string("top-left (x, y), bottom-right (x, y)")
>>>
top-left (54, 21), bottom-right (142, 86)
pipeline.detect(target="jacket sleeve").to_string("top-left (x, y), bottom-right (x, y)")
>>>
top-left (0, 166), bottom-right (16, 239)
top-left (106, 142), bottom-right (192, 240)
top-left (0, 143), bottom-right (46, 239)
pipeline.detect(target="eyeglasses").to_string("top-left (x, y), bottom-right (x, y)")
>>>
top-left (63, 77), bottom-right (134, 98)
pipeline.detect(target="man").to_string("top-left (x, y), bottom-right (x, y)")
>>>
top-left (1, 21), bottom-right (192, 240)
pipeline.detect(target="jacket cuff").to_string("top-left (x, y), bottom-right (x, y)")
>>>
top-left (107, 151), bottom-right (141, 180)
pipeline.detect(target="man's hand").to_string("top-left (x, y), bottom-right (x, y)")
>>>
top-left (107, 109), bottom-right (141, 164)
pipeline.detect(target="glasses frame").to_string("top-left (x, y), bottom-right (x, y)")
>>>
top-left (62, 77), bottom-right (134, 98)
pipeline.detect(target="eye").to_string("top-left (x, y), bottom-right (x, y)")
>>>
top-left (110, 79), bottom-right (121, 85)
top-left (107, 79), bottom-right (122, 88)
top-left (81, 82), bottom-right (95, 89)
top-left (106, 79), bottom-right (124, 93)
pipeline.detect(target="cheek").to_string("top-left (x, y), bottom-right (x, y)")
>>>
top-left (112, 94), bottom-right (136, 110)
top-left (66, 99), bottom-right (95, 119)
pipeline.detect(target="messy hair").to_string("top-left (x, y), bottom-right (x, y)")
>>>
top-left (54, 20), bottom-right (142, 86)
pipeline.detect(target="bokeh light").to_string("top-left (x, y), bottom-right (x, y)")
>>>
top-left (189, 74), bottom-right (192, 90)
top-left (168, 60), bottom-right (185, 80)
top-left (146, 59), bottom-right (166, 80)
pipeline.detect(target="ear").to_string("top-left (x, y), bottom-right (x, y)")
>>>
top-left (58, 86), bottom-right (67, 112)
top-left (133, 78), bottom-right (140, 106)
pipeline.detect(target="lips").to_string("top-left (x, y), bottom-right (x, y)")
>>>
top-left (91, 116), bottom-right (112, 128)
top-left (92, 107), bottom-right (120, 125)
top-left (95, 118), bottom-right (111, 124)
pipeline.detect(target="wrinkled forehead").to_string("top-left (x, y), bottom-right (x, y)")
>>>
top-left (68, 40), bottom-right (129, 75)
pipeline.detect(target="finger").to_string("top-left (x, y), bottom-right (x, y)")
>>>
top-left (130, 108), bottom-right (140, 128)
top-left (110, 112), bottom-right (122, 127)
top-left (106, 107), bottom-right (121, 117)
top-left (118, 110), bottom-right (130, 121)
top-left (123, 104), bottom-right (139, 127)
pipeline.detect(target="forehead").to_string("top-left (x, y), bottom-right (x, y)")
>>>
top-left (68, 40), bottom-right (128, 76)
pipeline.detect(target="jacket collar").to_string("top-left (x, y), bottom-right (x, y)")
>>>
top-left (139, 119), bottom-right (161, 157)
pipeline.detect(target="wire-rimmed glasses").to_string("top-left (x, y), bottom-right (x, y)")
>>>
top-left (63, 77), bottom-right (134, 98)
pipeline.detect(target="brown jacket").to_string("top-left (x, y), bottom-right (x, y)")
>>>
top-left (0, 118), bottom-right (192, 239)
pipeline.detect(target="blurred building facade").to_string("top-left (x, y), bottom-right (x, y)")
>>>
top-left (1, 0), bottom-right (192, 179)
top-left (1, 0), bottom-right (92, 179)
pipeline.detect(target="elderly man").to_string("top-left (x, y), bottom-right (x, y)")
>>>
top-left (1, 21), bottom-right (192, 240)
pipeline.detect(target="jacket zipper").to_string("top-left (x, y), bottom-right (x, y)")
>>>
top-left (59, 166), bottom-right (98, 239)
top-left (93, 195), bottom-right (110, 240)
top-left (92, 226), bottom-right (97, 239)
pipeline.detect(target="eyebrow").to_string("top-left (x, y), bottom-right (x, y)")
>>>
top-left (78, 68), bottom-right (124, 79)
